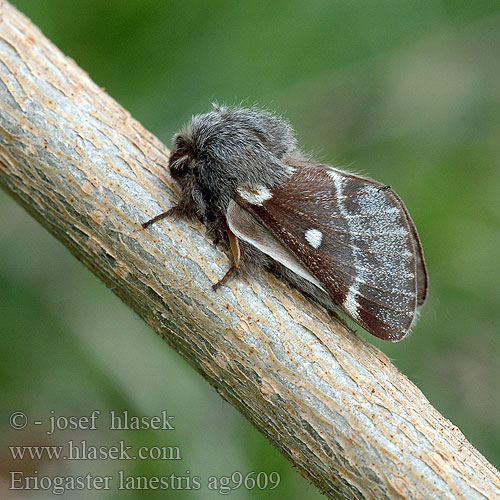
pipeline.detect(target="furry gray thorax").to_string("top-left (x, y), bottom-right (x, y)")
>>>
top-left (168, 106), bottom-right (299, 225)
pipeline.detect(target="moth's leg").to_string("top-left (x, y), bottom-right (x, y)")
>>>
top-left (142, 206), bottom-right (179, 230)
top-left (212, 266), bottom-right (239, 291)
top-left (212, 227), bottom-right (241, 291)
top-left (212, 233), bottom-right (222, 247)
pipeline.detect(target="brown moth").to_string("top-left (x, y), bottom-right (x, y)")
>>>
top-left (143, 105), bottom-right (428, 341)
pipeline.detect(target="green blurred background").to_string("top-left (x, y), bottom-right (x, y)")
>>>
top-left (1, 1), bottom-right (499, 498)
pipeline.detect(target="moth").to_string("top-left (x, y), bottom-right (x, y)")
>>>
top-left (143, 105), bottom-right (428, 341)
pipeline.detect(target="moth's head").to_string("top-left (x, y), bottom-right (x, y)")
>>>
top-left (168, 133), bottom-right (198, 185)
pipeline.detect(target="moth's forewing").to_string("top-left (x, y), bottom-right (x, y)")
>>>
top-left (232, 164), bottom-right (427, 341)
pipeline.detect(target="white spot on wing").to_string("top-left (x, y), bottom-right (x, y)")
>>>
top-left (305, 228), bottom-right (323, 249)
top-left (343, 286), bottom-right (360, 320)
top-left (237, 185), bottom-right (273, 205)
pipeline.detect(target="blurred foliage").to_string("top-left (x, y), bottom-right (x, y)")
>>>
top-left (1, 1), bottom-right (499, 498)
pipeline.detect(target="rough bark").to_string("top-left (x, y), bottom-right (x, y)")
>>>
top-left (0, 2), bottom-right (498, 498)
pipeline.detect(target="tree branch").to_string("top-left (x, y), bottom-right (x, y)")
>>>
top-left (0, 2), bottom-right (497, 498)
